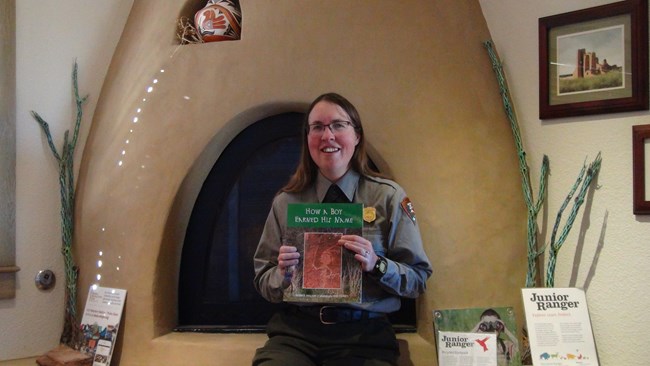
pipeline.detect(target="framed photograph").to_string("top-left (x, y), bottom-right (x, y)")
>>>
top-left (633, 124), bottom-right (650, 214)
top-left (539, 0), bottom-right (648, 119)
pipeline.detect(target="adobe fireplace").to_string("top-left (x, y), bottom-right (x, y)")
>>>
top-left (72, 1), bottom-right (527, 364)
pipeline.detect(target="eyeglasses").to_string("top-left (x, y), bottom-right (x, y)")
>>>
top-left (308, 121), bottom-right (355, 135)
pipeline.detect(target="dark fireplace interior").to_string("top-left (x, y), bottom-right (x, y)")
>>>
top-left (177, 112), bottom-right (415, 333)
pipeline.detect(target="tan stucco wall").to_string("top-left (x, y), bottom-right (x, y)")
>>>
top-left (74, 1), bottom-right (527, 364)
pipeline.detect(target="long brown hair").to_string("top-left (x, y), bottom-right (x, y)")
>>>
top-left (282, 93), bottom-right (383, 193)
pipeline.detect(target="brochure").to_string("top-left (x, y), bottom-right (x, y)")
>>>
top-left (79, 285), bottom-right (127, 366)
top-left (438, 331), bottom-right (498, 366)
top-left (433, 307), bottom-right (521, 366)
top-left (283, 203), bottom-right (363, 303)
top-left (521, 287), bottom-right (599, 366)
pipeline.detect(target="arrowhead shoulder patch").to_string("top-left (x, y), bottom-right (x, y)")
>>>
top-left (401, 197), bottom-right (416, 224)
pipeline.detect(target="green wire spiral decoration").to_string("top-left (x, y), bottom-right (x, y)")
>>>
top-left (545, 153), bottom-right (601, 287)
top-left (484, 40), bottom-right (549, 288)
top-left (31, 60), bottom-right (87, 348)
top-left (483, 40), bottom-right (602, 288)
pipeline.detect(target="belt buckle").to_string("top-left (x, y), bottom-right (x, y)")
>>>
top-left (319, 306), bottom-right (337, 325)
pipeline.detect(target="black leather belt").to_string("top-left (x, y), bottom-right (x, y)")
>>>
top-left (291, 305), bottom-right (385, 324)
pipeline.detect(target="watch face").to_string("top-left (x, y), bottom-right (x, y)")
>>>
top-left (377, 258), bottom-right (387, 274)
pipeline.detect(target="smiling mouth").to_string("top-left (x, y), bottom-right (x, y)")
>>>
top-left (321, 147), bottom-right (340, 153)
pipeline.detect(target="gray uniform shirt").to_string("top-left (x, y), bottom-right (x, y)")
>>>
top-left (253, 169), bottom-right (432, 313)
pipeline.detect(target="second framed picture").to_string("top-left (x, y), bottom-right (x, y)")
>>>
top-left (539, 0), bottom-right (648, 119)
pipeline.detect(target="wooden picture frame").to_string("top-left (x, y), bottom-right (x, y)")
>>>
top-left (539, 0), bottom-right (648, 119)
top-left (633, 124), bottom-right (650, 214)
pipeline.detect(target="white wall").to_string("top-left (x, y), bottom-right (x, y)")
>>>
top-left (479, 1), bottom-right (650, 365)
top-left (0, 1), bottom-right (132, 360)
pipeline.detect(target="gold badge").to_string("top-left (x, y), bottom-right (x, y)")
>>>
top-left (363, 207), bottom-right (377, 223)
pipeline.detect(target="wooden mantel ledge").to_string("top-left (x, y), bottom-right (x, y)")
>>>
top-left (0, 266), bottom-right (20, 273)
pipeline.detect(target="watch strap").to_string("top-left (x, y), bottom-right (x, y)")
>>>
top-left (372, 256), bottom-right (388, 278)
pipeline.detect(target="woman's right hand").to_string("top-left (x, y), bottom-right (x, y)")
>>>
top-left (278, 245), bottom-right (300, 278)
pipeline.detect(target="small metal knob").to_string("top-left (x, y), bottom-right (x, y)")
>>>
top-left (35, 269), bottom-right (56, 290)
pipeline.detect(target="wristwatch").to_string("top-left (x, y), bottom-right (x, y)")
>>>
top-left (373, 256), bottom-right (388, 277)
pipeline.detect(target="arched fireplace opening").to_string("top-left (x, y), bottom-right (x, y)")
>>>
top-left (176, 112), bottom-right (415, 333)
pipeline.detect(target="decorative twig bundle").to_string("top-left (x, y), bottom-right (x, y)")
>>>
top-left (177, 16), bottom-right (204, 45)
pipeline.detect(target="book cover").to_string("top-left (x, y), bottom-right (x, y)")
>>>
top-left (283, 203), bottom-right (363, 303)
top-left (521, 287), bottom-right (599, 366)
top-left (79, 286), bottom-right (127, 366)
top-left (433, 307), bottom-right (521, 366)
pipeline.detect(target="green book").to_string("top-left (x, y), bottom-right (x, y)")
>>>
top-left (283, 203), bottom-right (363, 303)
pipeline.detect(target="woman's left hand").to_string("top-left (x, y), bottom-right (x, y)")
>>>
top-left (338, 234), bottom-right (377, 272)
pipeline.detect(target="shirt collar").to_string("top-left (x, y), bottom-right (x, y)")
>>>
top-left (316, 169), bottom-right (360, 203)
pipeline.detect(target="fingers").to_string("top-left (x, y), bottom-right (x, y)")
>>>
top-left (278, 245), bottom-right (300, 270)
top-left (338, 235), bottom-right (376, 272)
top-left (279, 245), bottom-right (298, 254)
top-left (339, 235), bottom-right (373, 256)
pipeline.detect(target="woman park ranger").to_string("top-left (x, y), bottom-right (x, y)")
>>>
top-left (253, 92), bottom-right (432, 366)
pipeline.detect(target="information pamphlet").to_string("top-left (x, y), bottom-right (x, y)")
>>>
top-left (433, 307), bottom-right (521, 366)
top-left (283, 203), bottom-right (363, 303)
top-left (79, 286), bottom-right (127, 366)
top-left (521, 287), bottom-right (599, 366)
top-left (438, 331), bottom-right (498, 366)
